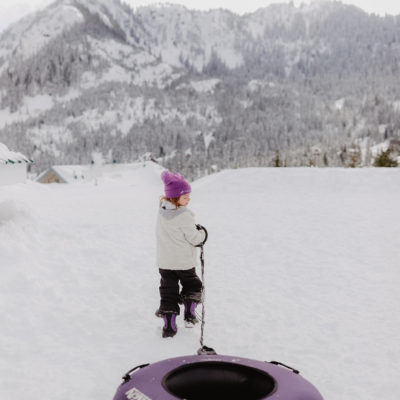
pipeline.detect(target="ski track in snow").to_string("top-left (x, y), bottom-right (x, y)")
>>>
top-left (0, 167), bottom-right (399, 400)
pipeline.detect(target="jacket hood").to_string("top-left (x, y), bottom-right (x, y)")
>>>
top-left (159, 199), bottom-right (186, 220)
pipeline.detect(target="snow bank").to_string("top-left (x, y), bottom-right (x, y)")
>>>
top-left (0, 168), bottom-right (399, 400)
top-left (0, 199), bottom-right (30, 224)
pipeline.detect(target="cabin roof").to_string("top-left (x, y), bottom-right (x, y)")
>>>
top-left (0, 143), bottom-right (33, 165)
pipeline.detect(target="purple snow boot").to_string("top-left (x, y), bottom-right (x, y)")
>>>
top-left (162, 313), bottom-right (177, 338)
top-left (184, 300), bottom-right (199, 327)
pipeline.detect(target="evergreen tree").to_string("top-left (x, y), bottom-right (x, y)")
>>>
top-left (373, 150), bottom-right (398, 167)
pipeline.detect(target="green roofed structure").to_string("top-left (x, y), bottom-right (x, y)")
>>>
top-left (0, 143), bottom-right (33, 186)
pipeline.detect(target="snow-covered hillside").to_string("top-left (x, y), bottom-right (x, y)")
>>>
top-left (1, 167), bottom-right (399, 400)
top-left (1, 0), bottom-right (400, 175)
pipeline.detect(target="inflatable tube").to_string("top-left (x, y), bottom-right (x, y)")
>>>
top-left (113, 354), bottom-right (324, 400)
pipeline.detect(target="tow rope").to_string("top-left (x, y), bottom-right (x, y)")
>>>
top-left (196, 227), bottom-right (216, 355)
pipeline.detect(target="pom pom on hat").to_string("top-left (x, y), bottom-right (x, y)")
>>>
top-left (161, 170), bottom-right (191, 198)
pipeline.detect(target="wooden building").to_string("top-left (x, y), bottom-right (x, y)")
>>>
top-left (36, 165), bottom-right (86, 184)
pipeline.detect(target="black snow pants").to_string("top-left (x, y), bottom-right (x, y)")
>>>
top-left (159, 268), bottom-right (203, 314)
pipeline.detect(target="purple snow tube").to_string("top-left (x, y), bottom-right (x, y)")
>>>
top-left (113, 354), bottom-right (324, 400)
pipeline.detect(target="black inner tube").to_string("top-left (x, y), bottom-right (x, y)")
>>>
top-left (163, 361), bottom-right (276, 400)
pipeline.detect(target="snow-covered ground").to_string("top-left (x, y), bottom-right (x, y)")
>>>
top-left (0, 166), bottom-right (399, 400)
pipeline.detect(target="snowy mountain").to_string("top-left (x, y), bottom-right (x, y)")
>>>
top-left (0, 0), bottom-right (400, 176)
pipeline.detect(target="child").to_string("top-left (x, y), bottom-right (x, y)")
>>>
top-left (156, 170), bottom-right (207, 338)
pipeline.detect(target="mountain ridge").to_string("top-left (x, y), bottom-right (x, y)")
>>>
top-left (0, 0), bottom-right (399, 177)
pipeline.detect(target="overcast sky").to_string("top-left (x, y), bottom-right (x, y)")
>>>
top-left (1, 0), bottom-right (400, 33)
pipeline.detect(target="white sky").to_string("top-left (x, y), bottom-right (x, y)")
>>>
top-left (1, 0), bottom-right (400, 33)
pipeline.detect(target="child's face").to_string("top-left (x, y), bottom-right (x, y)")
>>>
top-left (178, 194), bottom-right (191, 207)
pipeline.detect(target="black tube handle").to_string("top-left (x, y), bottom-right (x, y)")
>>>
top-left (122, 363), bottom-right (150, 382)
top-left (195, 224), bottom-right (208, 247)
top-left (269, 361), bottom-right (300, 374)
top-left (197, 345), bottom-right (217, 355)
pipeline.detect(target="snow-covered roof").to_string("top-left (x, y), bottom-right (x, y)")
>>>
top-left (0, 143), bottom-right (33, 165)
top-left (36, 165), bottom-right (85, 183)
top-left (36, 160), bottom-right (164, 184)
top-left (53, 165), bottom-right (90, 183)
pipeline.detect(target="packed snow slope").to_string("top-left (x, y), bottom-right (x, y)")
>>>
top-left (1, 165), bottom-right (399, 400)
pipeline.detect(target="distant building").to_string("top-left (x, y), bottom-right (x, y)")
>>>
top-left (36, 160), bottom-right (162, 184)
top-left (0, 143), bottom-right (33, 186)
top-left (36, 165), bottom-right (87, 184)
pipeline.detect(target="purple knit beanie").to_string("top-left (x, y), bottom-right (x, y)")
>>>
top-left (161, 170), bottom-right (191, 198)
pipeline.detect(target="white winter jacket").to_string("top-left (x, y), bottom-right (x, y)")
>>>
top-left (156, 199), bottom-right (206, 270)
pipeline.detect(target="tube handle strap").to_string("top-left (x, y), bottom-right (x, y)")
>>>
top-left (122, 364), bottom-right (150, 382)
top-left (269, 361), bottom-right (300, 374)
